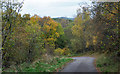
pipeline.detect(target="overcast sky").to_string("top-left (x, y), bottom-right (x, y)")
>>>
top-left (19, 0), bottom-right (91, 18)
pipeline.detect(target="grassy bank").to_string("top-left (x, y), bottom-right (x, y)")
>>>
top-left (3, 56), bottom-right (72, 72)
top-left (96, 54), bottom-right (119, 72)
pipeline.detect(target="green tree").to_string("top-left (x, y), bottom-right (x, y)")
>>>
top-left (1, 0), bottom-right (24, 68)
top-left (71, 6), bottom-right (90, 53)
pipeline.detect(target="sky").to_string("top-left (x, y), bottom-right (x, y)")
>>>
top-left (18, 0), bottom-right (91, 18)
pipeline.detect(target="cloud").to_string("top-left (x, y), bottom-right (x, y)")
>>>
top-left (19, 0), bottom-right (91, 18)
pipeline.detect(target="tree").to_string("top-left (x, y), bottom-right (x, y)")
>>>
top-left (91, 2), bottom-right (119, 55)
top-left (1, 0), bottom-right (24, 47)
top-left (71, 6), bottom-right (90, 53)
top-left (1, 0), bottom-right (24, 68)
top-left (40, 17), bottom-right (61, 54)
top-left (25, 15), bottom-right (42, 62)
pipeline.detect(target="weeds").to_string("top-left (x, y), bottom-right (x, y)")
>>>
top-left (3, 57), bottom-right (72, 72)
top-left (96, 54), bottom-right (119, 72)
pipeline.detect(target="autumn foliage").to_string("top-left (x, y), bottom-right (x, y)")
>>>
top-left (1, 0), bottom-right (119, 71)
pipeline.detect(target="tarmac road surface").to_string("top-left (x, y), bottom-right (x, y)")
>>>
top-left (59, 57), bottom-right (98, 74)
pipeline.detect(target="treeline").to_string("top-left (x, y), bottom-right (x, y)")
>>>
top-left (71, 2), bottom-right (119, 58)
top-left (1, 0), bottom-right (70, 69)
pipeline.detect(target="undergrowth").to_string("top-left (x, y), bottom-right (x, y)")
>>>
top-left (96, 54), bottom-right (119, 72)
top-left (3, 57), bottom-right (72, 72)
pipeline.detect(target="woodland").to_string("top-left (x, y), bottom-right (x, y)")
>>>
top-left (1, 0), bottom-right (120, 72)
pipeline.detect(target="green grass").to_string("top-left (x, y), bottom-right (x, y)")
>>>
top-left (3, 57), bottom-right (73, 72)
top-left (96, 54), bottom-right (119, 72)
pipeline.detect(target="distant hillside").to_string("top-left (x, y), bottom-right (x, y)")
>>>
top-left (52, 17), bottom-right (74, 21)
top-left (52, 17), bottom-right (74, 28)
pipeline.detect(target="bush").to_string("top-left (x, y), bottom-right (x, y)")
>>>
top-left (54, 48), bottom-right (70, 56)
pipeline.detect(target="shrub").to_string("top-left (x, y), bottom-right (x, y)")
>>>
top-left (54, 48), bottom-right (70, 56)
top-left (63, 48), bottom-right (70, 55)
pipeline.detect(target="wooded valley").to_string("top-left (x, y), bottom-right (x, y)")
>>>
top-left (0, 0), bottom-right (120, 72)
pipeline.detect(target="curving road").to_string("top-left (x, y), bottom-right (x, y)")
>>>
top-left (60, 57), bottom-right (98, 73)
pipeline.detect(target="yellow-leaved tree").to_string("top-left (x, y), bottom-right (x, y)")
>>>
top-left (40, 16), bottom-right (63, 55)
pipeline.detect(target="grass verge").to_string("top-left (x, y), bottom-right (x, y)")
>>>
top-left (96, 54), bottom-right (119, 72)
top-left (3, 56), bottom-right (73, 72)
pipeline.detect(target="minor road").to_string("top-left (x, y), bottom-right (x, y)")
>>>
top-left (60, 57), bottom-right (98, 73)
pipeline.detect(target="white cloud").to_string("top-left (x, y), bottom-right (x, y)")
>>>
top-left (18, 0), bottom-right (91, 18)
